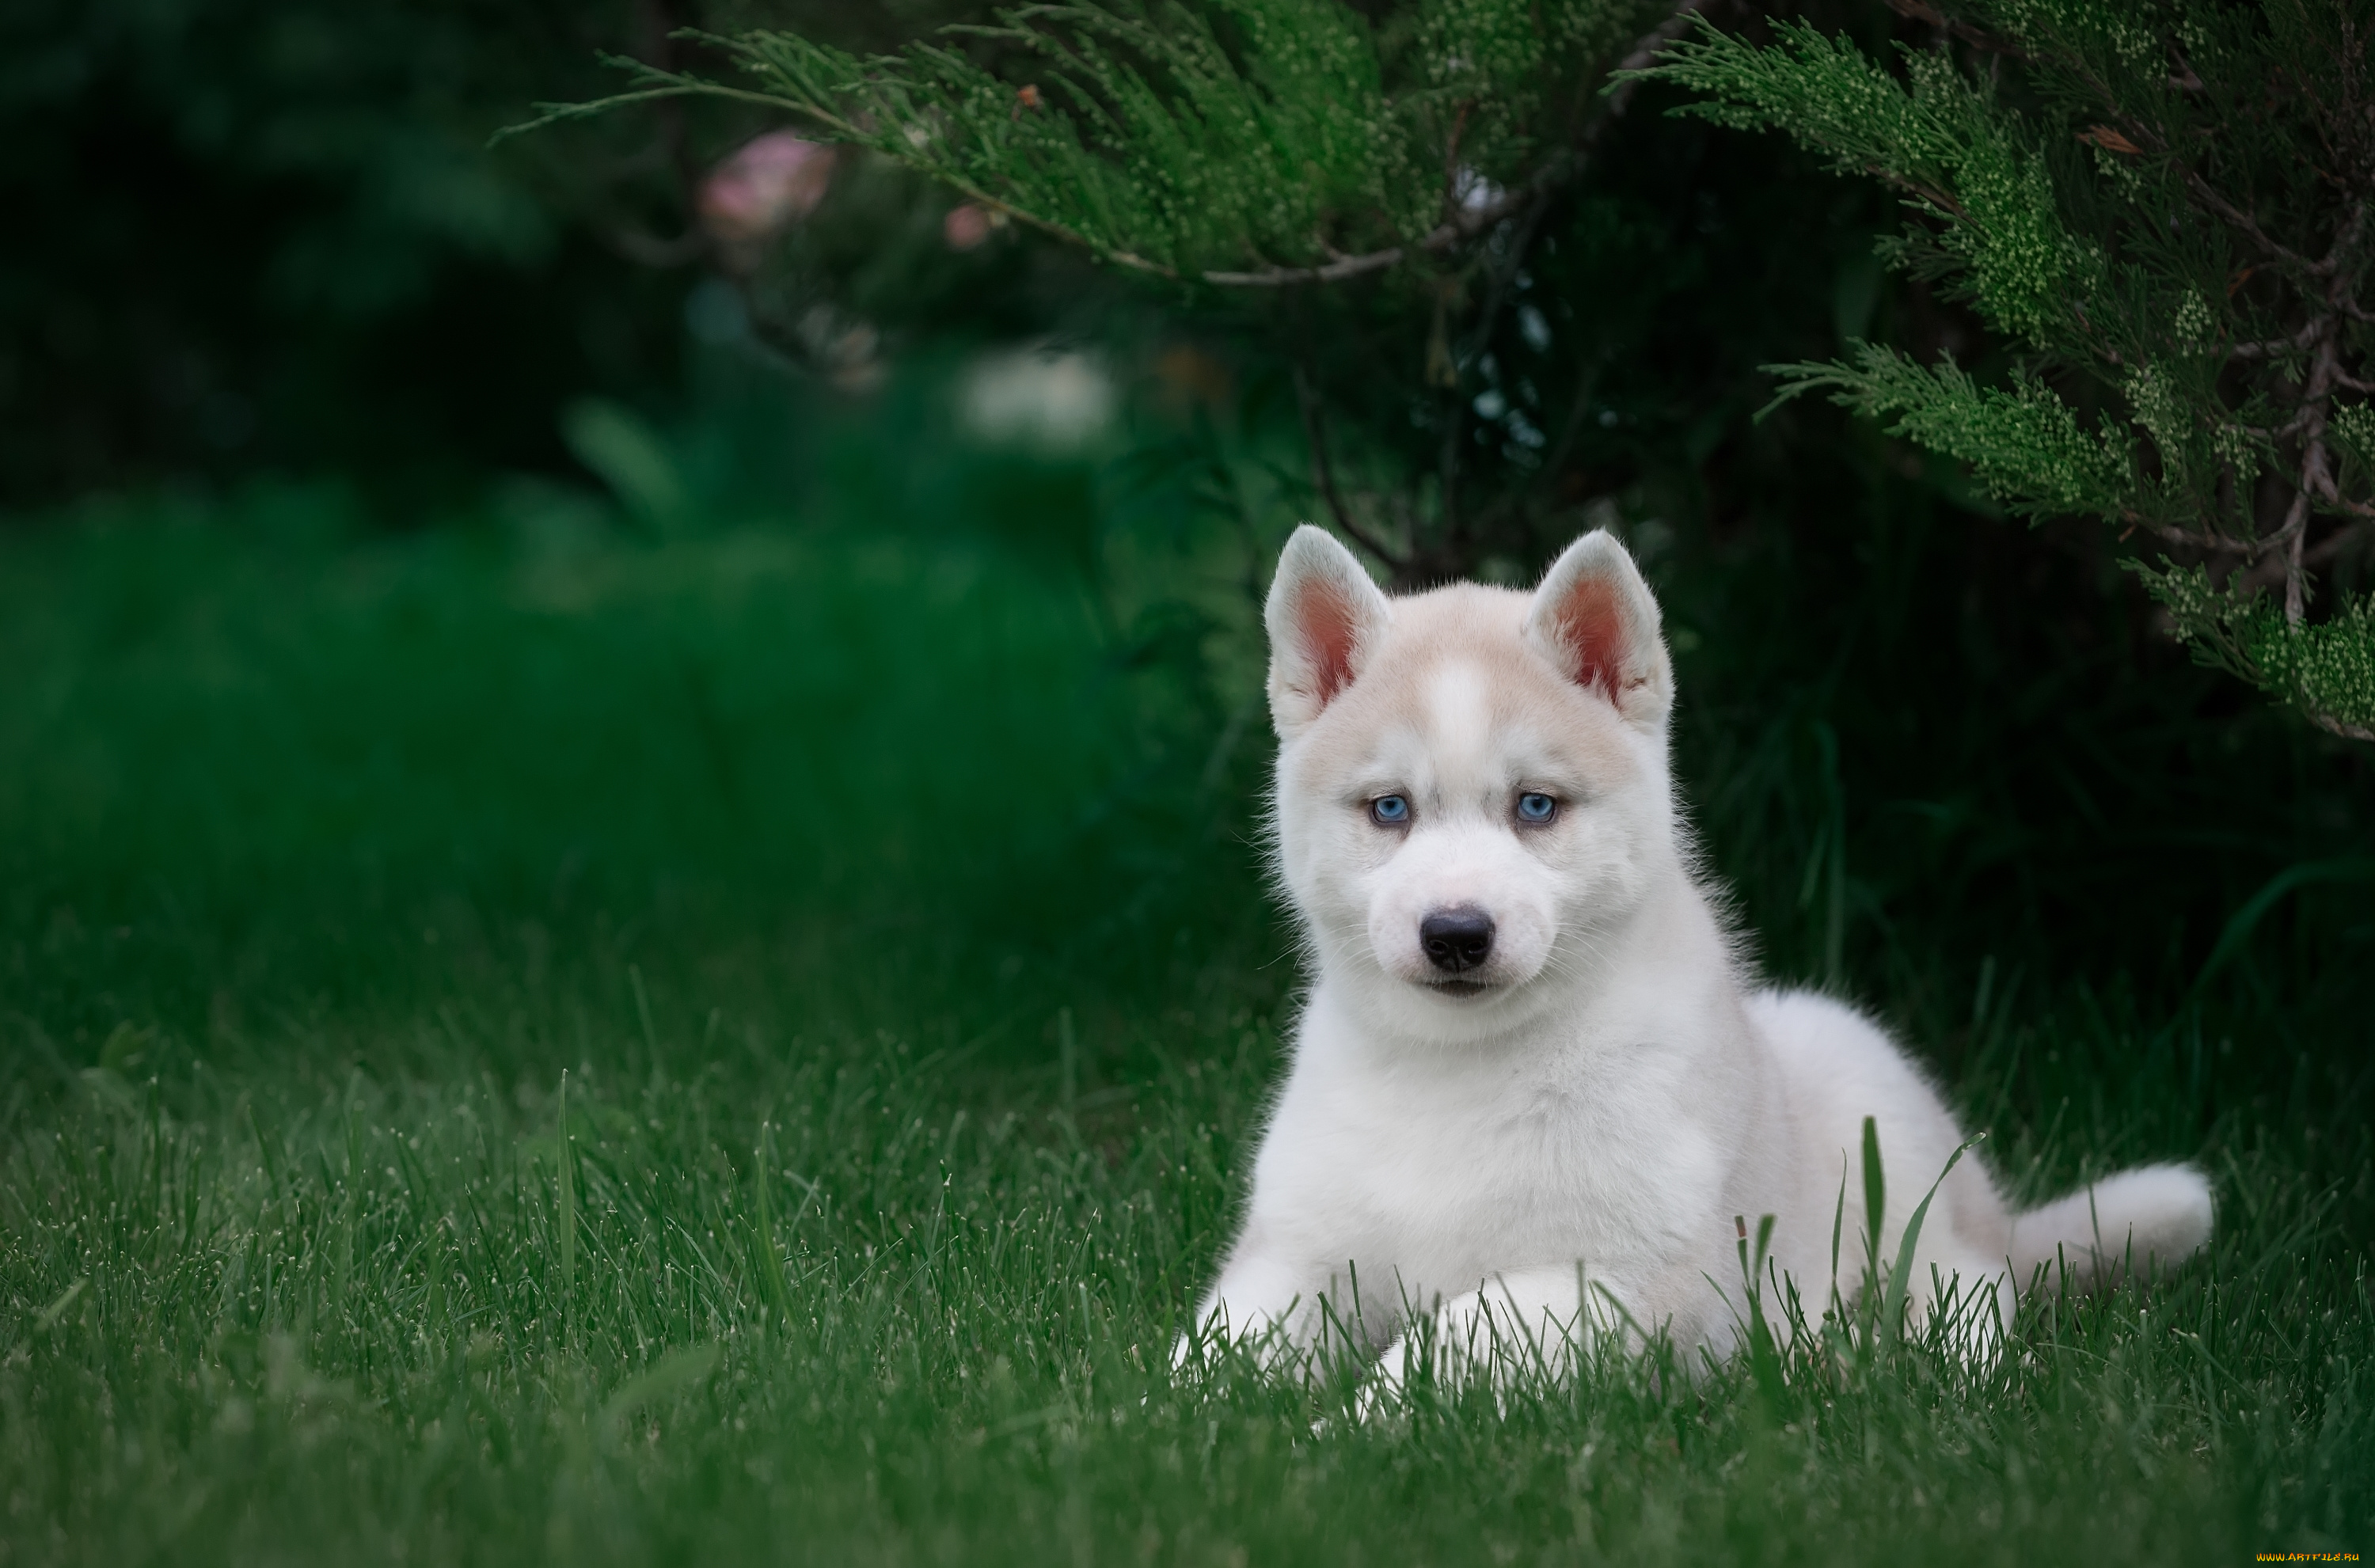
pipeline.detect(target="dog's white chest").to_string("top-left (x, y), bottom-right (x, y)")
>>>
top-left (1254, 988), bottom-right (1722, 1298)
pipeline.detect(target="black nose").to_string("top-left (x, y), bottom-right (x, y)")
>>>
top-left (1419, 906), bottom-right (1495, 974)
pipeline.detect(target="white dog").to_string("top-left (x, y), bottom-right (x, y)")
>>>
top-left (1183, 525), bottom-right (2214, 1386)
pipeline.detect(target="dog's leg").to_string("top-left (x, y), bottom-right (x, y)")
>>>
top-left (1365, 1263), bottom-right (1621, 1403)
top-left (1172, 1248), bottom-right (1389, 1377)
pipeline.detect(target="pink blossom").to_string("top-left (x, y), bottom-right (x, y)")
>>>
top-left (943, 203), bottom-right (994, 252)
top-left (698, 133), bottom-right (834, 265)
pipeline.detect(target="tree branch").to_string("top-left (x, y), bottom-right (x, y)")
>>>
top-left (2308, 710), bottom-right (2375, 742)
top-left (2228, 320), bottom-right (2326, 360)
top-left (2275, 261), bottom-right (2360, 620)
top-left (1204, 249), bottom-right (1405, 287)
top-left (2123, 513), bottom-right (2260, 556)
top-left (2281, 485), bottom-right (2313, 622)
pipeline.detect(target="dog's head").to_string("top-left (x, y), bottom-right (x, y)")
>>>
top-left (1264, 525), bottom-right (1678, 1039)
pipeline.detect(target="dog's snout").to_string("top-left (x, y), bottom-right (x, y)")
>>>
top-left (1419, 906), bottom-right (1495, 973)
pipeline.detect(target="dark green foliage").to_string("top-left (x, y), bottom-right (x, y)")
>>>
top-left (2153, 558), bottom-right (2375, 727)
top-left (512, 0), bottom-right (1673, 280)
top-left (1640, 0), bottom-right (2375, 738)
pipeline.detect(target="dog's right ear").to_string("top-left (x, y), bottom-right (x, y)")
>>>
top-left (1523, 530), bottom-right (1673, 732)
top-left (1265, 525), bottom-right (1392, 738)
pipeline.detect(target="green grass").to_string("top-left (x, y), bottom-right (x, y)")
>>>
top-left (1, 464), bottom-right (2369, 1565)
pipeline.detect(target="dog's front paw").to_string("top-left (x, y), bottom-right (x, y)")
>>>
top-left (1349, 1335), bottom-right (1416, 1421)
top-left (1370, 1275), bottom-right (1603, 1407)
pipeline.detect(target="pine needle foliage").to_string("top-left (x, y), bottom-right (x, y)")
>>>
top-left (508, 1), bottom-right (1677, 283)
top-left (1639, 0), bottom-right (2375, 739)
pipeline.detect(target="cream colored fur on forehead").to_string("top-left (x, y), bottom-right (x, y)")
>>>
top-left (1283, 583), bottom-right (1641, 783)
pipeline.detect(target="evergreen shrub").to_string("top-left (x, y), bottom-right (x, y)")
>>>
top-left (1641, 0), bottom-right (2375, 736)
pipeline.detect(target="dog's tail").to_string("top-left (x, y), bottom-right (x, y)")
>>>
top-left (2008, 1164), bottom-right (2214, 1293)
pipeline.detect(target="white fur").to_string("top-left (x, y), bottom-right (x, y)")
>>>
top-left (1182, 526), bottom-right (2215, 1388)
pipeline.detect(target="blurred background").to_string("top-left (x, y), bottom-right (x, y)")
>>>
top-left (3, 0), bottom-right (2368, 1169)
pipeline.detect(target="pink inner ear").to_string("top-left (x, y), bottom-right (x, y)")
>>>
top-left (1296, 580), bottom-right (1361, 707)
top-left (1552, 577), bottom-right (1627, 700)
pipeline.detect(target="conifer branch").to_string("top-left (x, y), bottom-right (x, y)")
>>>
top-left (2136, 135), bottom-right (2320, 277)
top-left (1659, 1), bottom-right (2373, 735)
top-left (1201, 2), bottom-right (1704, 288)
top-left (513, 5), bottom-right (1704, 296)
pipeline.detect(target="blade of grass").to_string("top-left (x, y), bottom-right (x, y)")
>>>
top-left (1879, 1133), bottom-right (1986, 1349)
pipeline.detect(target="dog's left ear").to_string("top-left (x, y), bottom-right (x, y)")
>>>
top-left (1523, 530), bottom-right (1674, 731)
top-left (1266, 525), bottom-right (1393, 739)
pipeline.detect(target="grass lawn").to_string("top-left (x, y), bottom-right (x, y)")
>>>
top-left (1, 458), bottom-right (2369, 1564)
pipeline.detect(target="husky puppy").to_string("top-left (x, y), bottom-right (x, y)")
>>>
top-left (1186, 525), bottom-right (2214, 1383)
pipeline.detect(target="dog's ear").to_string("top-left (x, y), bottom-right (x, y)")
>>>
top-left (1265, 525), bottom-right (1393, 738)
top-left (1523, 530), bottom-right (1673, 731)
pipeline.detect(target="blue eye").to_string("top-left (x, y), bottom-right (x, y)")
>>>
top-left (1517, 792), bottom-right (1558, 824)
top-left (1370, 795), bottom-right (1410, 826)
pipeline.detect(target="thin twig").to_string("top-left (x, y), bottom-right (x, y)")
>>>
top-left (1204, 249), bottom-right (1407, 287)
top-left (1883, 0), bottom-right (2029, 57)
top-left (2310, 712), bottom-right (2375, 742)
top-left (2281, 486), bottom-right (2313, 623)
top-left (1291, 365), bottom-right (1408, 569)
top-left (2274, 245), bottom-right (2362, 619)
top-left (2227, 320), bottom-right (2327, 359)
top-left (2133, 517), bottom-right (2258, 556)
top-left (2178, 166), bottom-right (2319, 274)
